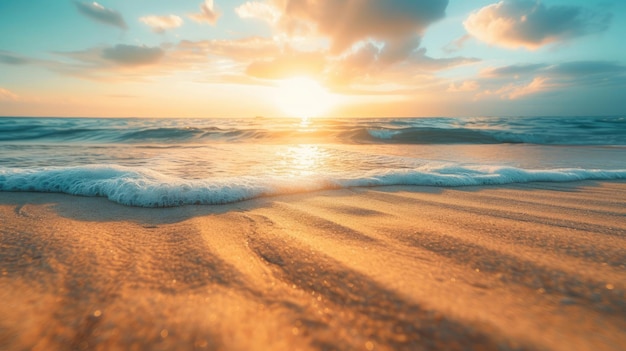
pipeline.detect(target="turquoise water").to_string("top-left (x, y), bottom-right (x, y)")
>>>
top-left (1, 116), bottom-right (625, 207)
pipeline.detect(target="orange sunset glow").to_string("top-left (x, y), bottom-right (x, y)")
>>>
top-left (1, 1), bottom-right (624, 118)
top-left (1, 2), bottom-right (626, 351)
top-left (274, 77), bottom-right (335, 118)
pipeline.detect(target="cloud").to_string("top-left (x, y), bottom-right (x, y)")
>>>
top-left (477, 77), bottom-right (552, 100)
top-left (443, 34), bottom-right (471, 54)
top-left (176, 37), bottom-right (280, 62)
top-left (177, 35), bottom-right (474, 90)
top-left (405, 48), bottom-right (479, 71)
top-left (172, 35), bottom-right (476, 94)
top-left (447, 81), bottom-right (479, 92)
top-left (43, 38), bottom-right (276, 82)
top-left (326, 41), bottom-right (478, 88)
top-left (228, 1), bottom-right (477, 92)
top-left (237, 0), bottom-right (448, 61)
top-left (481, 63), bottom-right (547, 77)
top-left (245, 52), bottom-right (325, 79)
top-left (189, 0), bottom-right (221, 25)
top-left (139, 15), bottom-right (184, 33)
top-left (101, 45), bottom-right (165, 66)
top-left (548, 61), bottom-right (625, 78)
top-left (505, 77), bottom-right (550, 99)
top-left (235, 2), bottom-right (281, 24)
top-left (0, 51), bottom-right (30, 65)
top-left (41, 44), bottom-right (174, 82)
top-left (278, 0), bottom-right (449, 55)
top-left (464, 0), bottom-right (611, 50)
top-left (476, 61), bottom-right (626, 100)
top-left (0, 88), bottom-right (19, 101)
top-left (74, 1), bottom-right (127, 29)
top-left (483, 61), bottom-right (625, 82)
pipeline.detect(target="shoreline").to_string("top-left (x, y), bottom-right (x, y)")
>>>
top-left (1, 181), bottom-right (625, 350)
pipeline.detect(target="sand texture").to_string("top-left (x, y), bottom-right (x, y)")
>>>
top-left (1, 181), bottom-right (625, 351)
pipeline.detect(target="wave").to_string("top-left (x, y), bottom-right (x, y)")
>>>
top-left (363, 127), bottom-right (503, 144)
top-left (1, 165), bottom-right (625, 207)
top-left (1, 116), bottom-right (625, 146)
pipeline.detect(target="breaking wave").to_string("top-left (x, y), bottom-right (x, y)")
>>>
top-left (1, 165), bottom-right (624, 207)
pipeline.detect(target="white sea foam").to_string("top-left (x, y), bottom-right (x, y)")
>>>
top-left (1, 165), bottom-right (625, 207)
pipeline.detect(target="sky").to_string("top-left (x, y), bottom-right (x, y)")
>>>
top-left (0, 0), bottom-right (625, 118)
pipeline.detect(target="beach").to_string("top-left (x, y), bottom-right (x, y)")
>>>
top-left (1, 181), bottom-right (624, 351)
top-left (3, 0), bottom-right (626, 349)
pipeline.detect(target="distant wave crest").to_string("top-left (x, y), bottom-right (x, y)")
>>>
top-left (1, 116), bottom-right (625, 145)
top-left (364, 127), bottom-right (501, 144)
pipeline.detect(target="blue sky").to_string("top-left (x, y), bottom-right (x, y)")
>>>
top-left (0, 0), bottom-right (624, 117)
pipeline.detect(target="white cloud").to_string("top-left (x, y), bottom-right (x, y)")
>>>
top-left (139, 15), bottom-right (184, 33)
top-left (464, 0), bottom-right (610, 50)
top-left (189, 0), bottom-right (221, 25)
top-left (235, 2), bottom-right (280, 24)
top-left (236, 0), bottom-right (448, 61)
top-left (277, 0), bottom-right (449, 55)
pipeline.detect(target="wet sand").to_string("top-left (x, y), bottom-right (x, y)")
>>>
top-left (1, 181), bottom-right (625, 351)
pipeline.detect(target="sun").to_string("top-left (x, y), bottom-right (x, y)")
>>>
top-left (274, 77), bottom-right (334, 118)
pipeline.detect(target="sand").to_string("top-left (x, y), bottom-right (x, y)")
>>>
top-left (1, 181), bottom-right (625, 351)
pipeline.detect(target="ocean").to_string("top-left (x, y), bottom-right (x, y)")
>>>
top-left (1, 116), bottom-right (625, 207)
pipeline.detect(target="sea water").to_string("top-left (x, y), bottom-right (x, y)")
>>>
top-left (0, 116), bottom-right (625, 207)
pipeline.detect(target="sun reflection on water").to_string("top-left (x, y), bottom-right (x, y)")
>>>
top-left (295, 116), bottom-right (321, 135)
top-left (299, 117), bottom-right (312, 129)
top-left (277, 144), bottom-right (326, 177)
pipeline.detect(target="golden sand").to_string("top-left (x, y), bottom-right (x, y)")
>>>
top-left (1, 181), bottom-right (625, 350)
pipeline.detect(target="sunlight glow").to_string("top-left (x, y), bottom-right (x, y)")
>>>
top-left (274, 77), bottom-right (334, 118)
top-left (277, 145), bottom-right (326, 176)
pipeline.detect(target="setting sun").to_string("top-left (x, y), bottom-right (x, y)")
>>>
top-left (274, 77), bottom-right (334, 118)
top-left (2, 1), bottom-right (626, 350)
